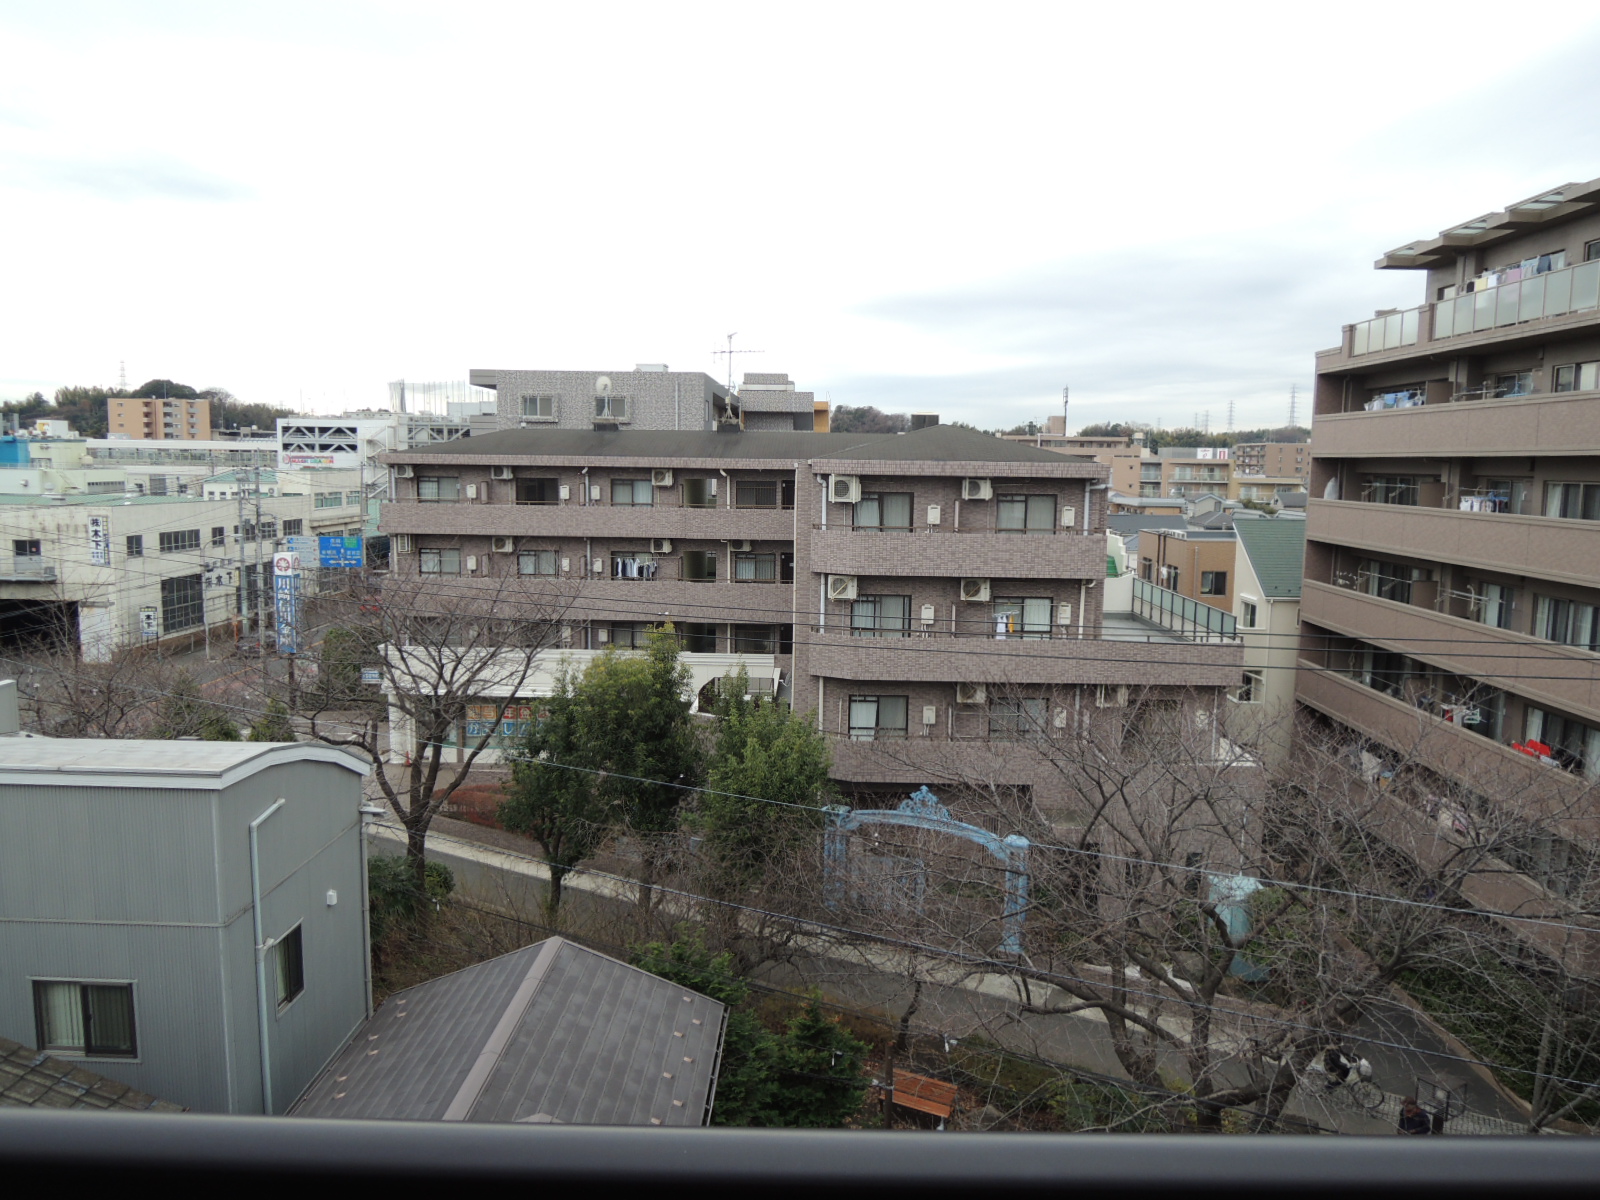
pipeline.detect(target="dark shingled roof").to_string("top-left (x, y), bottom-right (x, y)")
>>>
top-left (393, 424), bottom-right (1087, 466)
top-left (1234, 517), bottom-right (1307, 598)
top-left (0, 1036), bottom-right (183, 1111)
top-left (290, 937), bottom-right (726, 1127)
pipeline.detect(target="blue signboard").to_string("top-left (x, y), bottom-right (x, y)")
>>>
top-left (274, 572), bottom-right (299, 655)
top-left (319, 536), bottom-right (364, 568)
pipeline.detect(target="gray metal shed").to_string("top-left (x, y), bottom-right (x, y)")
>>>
top-left (0, 738), bottom-right (371, 1114)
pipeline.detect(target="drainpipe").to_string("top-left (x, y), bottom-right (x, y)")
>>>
top-left (358, 803), bottom-right (385, 1020)
top-left (249, 797), bottom-right (287, 1114)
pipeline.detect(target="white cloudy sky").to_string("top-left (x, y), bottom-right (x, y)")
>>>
top-left (4, 1), bottom-right (1600, 431)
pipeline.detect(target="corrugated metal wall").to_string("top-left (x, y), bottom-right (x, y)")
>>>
top-left (0, 755), bottom-right (369, 1114)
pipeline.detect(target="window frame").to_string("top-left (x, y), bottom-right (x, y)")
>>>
top-left (160, 573), bottom-right (206, 633)
top-left (851, 594), bottom-right (912, 638)
top-left (594, 394), bottom-right (630, 421)
top-left (733, 552), bottom-right (778, 582)
top-left (610, 478), bottom-right (654, 507)
top-left (125, 535), bottom-right (144, 558)
top-left (516, 478), bottom-right (561, 505)
top-left (1235, 669), bottom-right (1265, 704)
top-left (419, 547), bottom-right (462, 575)
top-left (32, 979), bottom-right (138, 1059)
top-left (734, 479), bottom-right (781, 509)
top-left (518, 549), bottom-right (559, 577)
top-left (681, 549), bottom-right (718, 582)
top-left (988, 696), bottom-right (1047, 739)
top-left (273, 925), bottom-right (304, 1011)
top-left (280, 520), bottom-right (303, 539)
top-left (1200, 571), bottom-right (1227, 596)
top-left (1239, 600), bottom-right (1258, 629)
top-left (520, 393), bottom-right (556, 420)
top-left (416, 476), bottom-right (461, 503)
top-left (996, 493), bottom-right (1057, 535)
top-left (848, 694), bottom-right (910, 741)
top-left (992, 596), bottom-right (1052, 640)
top-left (853, 492), bottom-right (914, 531)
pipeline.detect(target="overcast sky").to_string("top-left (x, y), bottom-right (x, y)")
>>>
top-left (5, 1), bottom-right (1600, 432)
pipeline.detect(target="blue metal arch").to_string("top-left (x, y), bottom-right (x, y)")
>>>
top-left (824, 787), bottom-right (1030, 955)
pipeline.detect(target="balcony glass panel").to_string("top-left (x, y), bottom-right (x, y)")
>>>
top-left (1546, 267), bottom-right (1572, 315)
top-left (1573, 259), bottom-right (1600, 311)
top-left (1351, 321), bottom-right (1369, 355)
top-left (1473, 288), bottom-right (1495, 332)
top-left (1495, 280), bottom-right (1521, 326)
top-left (1518, 274), bottom-right (1546, 322)
top-left (1401, 306), bottom-right (1420, 344)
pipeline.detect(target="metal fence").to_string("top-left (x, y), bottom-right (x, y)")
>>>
top-left (1132, 577), bottom-right (1237, 641)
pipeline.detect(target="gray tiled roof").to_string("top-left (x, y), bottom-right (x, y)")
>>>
top-left (291, 937), bottom-right (726, 1127)
top-left (1234, 517), bottom-right (1307, 598)
top-left (1106, 514), bottom-right (1187, 537)
top-left (0, 1036), bottom-right (183, 1111)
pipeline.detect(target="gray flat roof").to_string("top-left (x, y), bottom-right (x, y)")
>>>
top-left (0, 738), bottom-right (370, 790)
top-left (388, 424), bottom-right (1088, 467)
top-left (291, 937), bottom-right (726, 1127)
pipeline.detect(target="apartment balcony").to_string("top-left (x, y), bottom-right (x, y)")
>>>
top-left (566, 578), bottom-right (795, 626)
top-left (0, 555), bottom-right (56, 582)
top-left (1331, 258), bottom-right (1600, 371)
top-left (1307, 498), bottom-right (1600, 589)
top-left (381, 500), bottom-right (797, 542)
top-left (807, 527), bottom-right (1105, 580)
top-left (1301, 580), bottom-right (1600, 722)
top-left (804, 625), bottom-right (1242, 688)
top-left (1310, 388), bottom-right (1600, 459)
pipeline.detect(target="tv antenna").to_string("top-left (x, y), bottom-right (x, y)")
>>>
top-left (712, 332), bottom-right (763, 392)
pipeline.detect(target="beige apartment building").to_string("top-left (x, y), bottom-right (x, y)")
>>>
top-left (378, 423), bottom-right (1243, 829)
top-left (108, 395), bottom-right (213, 440)
top-left (1137, 527), bottom-right (1237, 612)
top-left (1300, 176), bottom-right (1600, 966)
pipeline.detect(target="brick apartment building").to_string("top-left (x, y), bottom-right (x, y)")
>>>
top-left (378, 423), bottom-right (1242, 829)
top-left (1300, 176), bottom-right (1600, 963)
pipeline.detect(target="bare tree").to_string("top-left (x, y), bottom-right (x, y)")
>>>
top-left (287, 569), bottom-right (572, 888)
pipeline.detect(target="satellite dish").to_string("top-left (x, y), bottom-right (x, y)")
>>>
top-left (596, 376), bottom-right (612, 394)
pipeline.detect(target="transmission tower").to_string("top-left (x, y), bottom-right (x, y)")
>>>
top-left (118, 361), bottom-right (126, 390)
top-left (1226, 397), bottom-right (1236, 431)
top-left (1288, 383), bottom-right (1299, 428)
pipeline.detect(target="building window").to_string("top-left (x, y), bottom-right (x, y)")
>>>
top-left (258, 520), bottom-right (278, 541)
top-left (993, 597), bottom-right (1052, 639)
top-left (736, 479), bottom-right (779, 508)
top-left (610, 551), bottom-right (657, 580)
top-left (1200, 571), bottom-right (1227, 596)
top-left (989, 697), bottom-right (1046, 739)
top-left (608, 623), bottom-right (650, 648)
top-left (1358, 558), bottom-right (1424, 604)
top-left (1471, 581), bottom-right (1514, 629)
top-left (314, 491), bottom-right (343, 508)
top-left (1489, 371), bottom-right (1534, 399)
top-left (996, 494), bottom-right (1056, 534)
top-left (682, 550), bottom-right (718, 582)
top-left (12, 538), bottom-right (40, 558)
top-left (1361, 475), bottom-right (1423, 506)
top-left (1240, 601), bottom-right (1258, 629)
top-left (683, 478), bottom-right (717, 508)
top-left (1544, 481), bottom-right (1600, 521)
top-left (731, 624), bottom-right (782, 654)
top-left (851, 595), bottom-right (911, 637)
top-left (611, 479), bottom-right (653, 506)
top-left (125, 535), bottom-right (144, 558)
top-left (1553, 362), bottom-right (1600, 393)
top-left (160, 574), bottom-right (205, 633)
top-left (33, 980), bottom-right (137, 1058)
top-left (346, 491), bottom-right (363, 506)
top-left (274, 926), bottom-right (304, 1010)
top-left (853, 492), bottom-right (913, 531)
top-left (520, 393), bottom-right (556, 419)
top-left (848, 695), bottom-right (909, 741)
top-left (734, 552), bottom-right (777, 582)
top-left (594, 394), bottom-right (630, 421)
top-left (282, 519), bottom-right (303, 538)
top-left (1235, 670), bottom-right (1264, 704)
top-left (519, 549), bottom-right (558, 576)
top-left (1535, 595), bottom-right (1600, 652)
top-left (516, 478), bottom-right (560, 505)
top-left (681, 623), bottom-right (718, 652)
top-left (158, 529), bottom-right (201, 554)
top-left (419, 548), bottom-right (461, 575)
top-left (1524, 707), bottom-right (1600, 780)
top-left (1586, 238), bottom-right (1600, 263)
top-left (209, 526), bottom-right (227, 547)
top-left (416, 476), bottom-right (460, 502)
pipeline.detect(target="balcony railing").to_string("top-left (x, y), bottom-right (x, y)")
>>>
top-left (1130, 578), bottom-right (1237, 641)
top-left (1350, 306), bottom-right (1423, 356)
top-left (1434, 258), bottom-right (1600, 341)
top-left (0, 555), bottom-right (56, 581)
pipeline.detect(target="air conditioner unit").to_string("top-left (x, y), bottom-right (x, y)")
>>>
top-left (465, 555), bottom-right (478, 573)
top-left (465, 484), bottom-right (479, 500)
top-left (651, 468), bottom-right (674, 487)
top-left (827, 574), bottom-right (858, 601)
top-left (394, 464), bottom-right (414, 478)
top-left (1056, 602), bottom-right (1073, 626)
top-left (491, 466), bottom-right (514, 481)
top-left (962, 478), bottom-right (992, 501)
top-left (960, 578), bottom-right (991, 602)
top-left (491, 537), bottom-right (514, 554)
top-left (955, 682), bottom-right (987, 705)
top-left (829, 475), bottom-right (861, 504)
top-left (650, 539), bottom-right (673, 554)
top-left (728, 540), bottom-right (753, 552)
top-left (392, 534), bottom-right (412, 554)
top-left (1060, 505), bottom-right (1076, 527)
